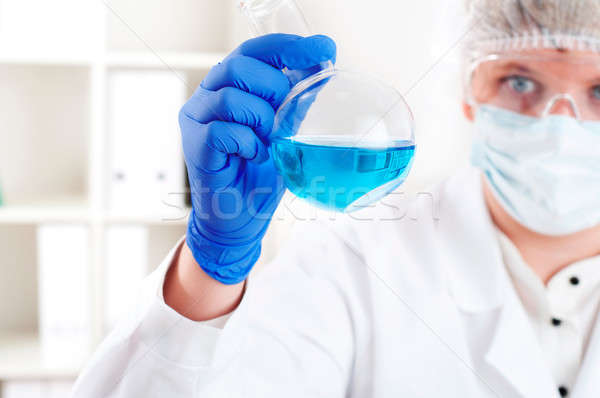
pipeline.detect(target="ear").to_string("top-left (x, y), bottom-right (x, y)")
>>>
top-left (462, 101), bottom-right (474, 122)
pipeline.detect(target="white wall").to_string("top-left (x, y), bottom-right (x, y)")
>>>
top-left (106, 0), bottom-right (229, 52)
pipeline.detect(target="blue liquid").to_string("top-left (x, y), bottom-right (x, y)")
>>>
top-left (271, 136), bottom-right (415, 212)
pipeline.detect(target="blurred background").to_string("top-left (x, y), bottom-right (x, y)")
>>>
top-left (0, 0), bottom-right (472, 396)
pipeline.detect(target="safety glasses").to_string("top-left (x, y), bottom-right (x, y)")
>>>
top-left (466, 51), bottom-right (600, 121)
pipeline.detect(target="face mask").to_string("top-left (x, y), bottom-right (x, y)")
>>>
top-left (471, 105), bottom-right (600, 236)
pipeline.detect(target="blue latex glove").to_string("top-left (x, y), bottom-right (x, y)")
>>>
top-left (180, 33), bottom-right (336, 284)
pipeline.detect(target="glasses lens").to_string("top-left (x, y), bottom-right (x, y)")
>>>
top-left (469, 53), bottom-right (600, 121)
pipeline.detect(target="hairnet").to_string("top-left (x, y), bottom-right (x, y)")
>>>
top-left (464, 0), bottom-right (600, 59)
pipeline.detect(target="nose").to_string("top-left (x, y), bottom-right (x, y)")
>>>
top-left (542, 94), bottom-right (581, 119)
top-left (547, 101), bottom-right (578, 117)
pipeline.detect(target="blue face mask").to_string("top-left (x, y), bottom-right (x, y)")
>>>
top-left (471, 105), bottom-right (600, 236)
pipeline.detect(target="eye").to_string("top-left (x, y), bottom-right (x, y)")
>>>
top-left (592, 85), bottom-right (600, 100)
top-left (506, 75), bottom-right (536, 94)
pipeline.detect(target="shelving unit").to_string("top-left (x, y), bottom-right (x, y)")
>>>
top-left (0, 0), bottom-right (240, 394)
top-left (0, 198), bottom-right (89, 224)
top-left (0, 53), bottom-right (94, 67)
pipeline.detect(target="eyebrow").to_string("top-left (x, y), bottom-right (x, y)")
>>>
top-left (495, 62), bottom-right (534, 74)
top-left (585, 77), bottom-right (600, 86)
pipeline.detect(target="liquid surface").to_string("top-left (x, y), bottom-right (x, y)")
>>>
top-left (271, 136), bottom-right (415, 212)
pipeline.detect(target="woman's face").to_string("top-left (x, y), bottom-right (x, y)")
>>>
top-left (464, 49), bottom-right (600, 121)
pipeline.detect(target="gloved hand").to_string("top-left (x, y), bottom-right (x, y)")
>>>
top-left (180, 33), bottom-right (336, 284)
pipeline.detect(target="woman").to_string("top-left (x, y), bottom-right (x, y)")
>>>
top-left (73, 1), bottom-right (600, 396)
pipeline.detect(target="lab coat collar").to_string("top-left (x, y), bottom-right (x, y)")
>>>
top-left (436, 167), bottom-right (506, 313)
top-left (439, 168), bottom-right (559, 396)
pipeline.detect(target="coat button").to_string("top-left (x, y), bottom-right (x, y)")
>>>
top-left (551, 317), bottom-right (562, 327)
top-left (569, 276), bottom-right (579, 285)
top-left (558, 385), bottom-right (568, 396)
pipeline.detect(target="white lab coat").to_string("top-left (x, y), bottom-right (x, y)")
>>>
top-left (72, 167), bottom-right (600, 397)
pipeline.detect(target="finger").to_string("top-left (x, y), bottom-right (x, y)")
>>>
top-left (183, 86), bottom-right (275, 140)
top-left (284, 63), bottom-right (329, 87)
top-left (201, 55), bottom-right (291, 108)
top-left (231, 33), bottom-right (336, 71)
top-left (179, 117), bottom-right (269, 172)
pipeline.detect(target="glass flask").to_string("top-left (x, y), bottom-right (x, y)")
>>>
top-left (240, 0), bottom-right (416, 212)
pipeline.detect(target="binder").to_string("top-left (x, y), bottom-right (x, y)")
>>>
top-left (37, 224), bottom-right (91, 368)
top-left (107, 70), bottom-right (187, 218)
top-left (104, 225), bottom-right (149, 331)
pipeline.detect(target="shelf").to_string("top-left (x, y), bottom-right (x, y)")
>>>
top-left (0, 204), bottom-right (193, 225)
top-left (0, 198), bottom-right (89, 224)
top-left (0, 332), bottom-right (81, 380)
top-left (0, 51), bottom-right (93, 67)
top-left (0, 51), bottom-right (227, 69)
top-left (106, 51), bottom-right (226, 70)
top-left (105, 210), bottom-right (189, 225)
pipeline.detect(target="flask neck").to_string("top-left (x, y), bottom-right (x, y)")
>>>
top-left (239, 0), bottom-right (333, 91)
top-left (240, 0), bottom-right (311, 36)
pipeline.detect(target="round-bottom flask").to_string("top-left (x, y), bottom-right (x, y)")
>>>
top-left (271, 68), bottom-right (415, 212)
top-left (241, 0), bottom-right (415, 212)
